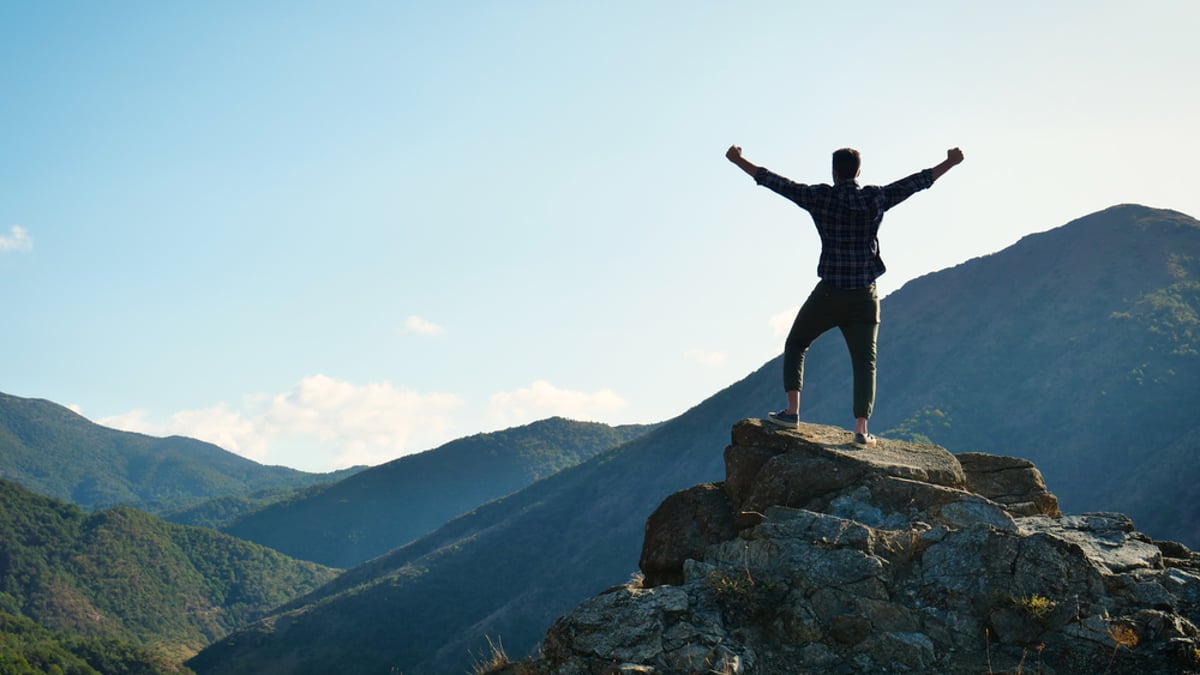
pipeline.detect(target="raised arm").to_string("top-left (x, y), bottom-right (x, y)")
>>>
top-left (880, 148), bottom-right (964, 209)
top-left (726, 145), bottom-right (761, 178)
top-left (931, 147), bottom-right (965, 181)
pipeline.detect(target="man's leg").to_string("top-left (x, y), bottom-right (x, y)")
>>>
top-left (837, 284), bottom-right (881, 439)
top-left (784, 389), bottom-right (800, 415)
top-left (780, 283), bottom-right (837, 415)
top-left (840, 321), bottom-right (879, 428)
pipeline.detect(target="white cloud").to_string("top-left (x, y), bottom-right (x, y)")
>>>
top-left (404, 315), bottom-right (445, 336)
top-left (96, 375), bottom-right (465, 471)
top-left (98, 408), bottom-right (155, 434)
top-left (487, 379), bottom-right (626, 427)
top-left (92, 376), bottom-right (627, 472)
top-left (769, 306), bottom-right (800, 338)
top-left (169, 403), bottom-right (265, 460)
top-left (0, 226), bottom-right (32, 253)
top-left (259, 375), bottom-right (462, 468)
top-left (685, 348), bottom-right (727, 367)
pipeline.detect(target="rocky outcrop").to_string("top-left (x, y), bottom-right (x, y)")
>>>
top-left (523, 420), bottom-right (1200, 674)
top-left (639, 484), bottom-right (737, 588)
top-left (957, 451), bottom-right (1061, 518)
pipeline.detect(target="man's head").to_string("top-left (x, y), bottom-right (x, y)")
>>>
top-left (832, 148), bottom-right (861, 182)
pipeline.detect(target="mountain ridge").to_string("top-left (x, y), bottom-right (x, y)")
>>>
top-left (0, 391), bottom-right (362, 516)
top-left (220, 416), bottom-right (656, 568)
top-left (190, 203), bottom-right (1200, 674)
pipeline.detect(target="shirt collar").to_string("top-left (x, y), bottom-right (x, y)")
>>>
top-left (834, 178), bottom-right (860, 188)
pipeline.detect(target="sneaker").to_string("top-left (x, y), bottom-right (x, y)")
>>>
top-left (854, 432), bottom-right (877, 447)
top-left (766, 410), bottom-right (799, 428)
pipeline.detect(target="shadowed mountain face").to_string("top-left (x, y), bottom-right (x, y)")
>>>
top-left (187, 203), bottom-right (1199, 674)
top-left (860, 204), bottom-right (1199, 542)
top-left (0, 392), bottom-right (360, 515)
top-left (220, 417), bottom-right (655, 568)
top-left (740, 204), bottom-right (1200, 543)
top-left (188, 410), bottom-right (739, 675)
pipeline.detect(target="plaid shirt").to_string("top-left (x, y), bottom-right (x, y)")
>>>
top-left (755, 167), bottom-right (935, 289)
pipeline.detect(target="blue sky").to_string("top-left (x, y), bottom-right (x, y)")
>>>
top-left (3, 2), bottom-right (1198, 471)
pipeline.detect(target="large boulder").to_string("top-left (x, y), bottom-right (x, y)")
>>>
top-left (726, 419), bottom-right (967, 530)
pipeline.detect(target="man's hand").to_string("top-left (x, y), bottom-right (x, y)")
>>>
top-left (726, 144), bottom-right (760, 177)
top-left (932, 147), bottom-right (964, 180)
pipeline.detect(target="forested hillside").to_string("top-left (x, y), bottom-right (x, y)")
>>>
top-left (0, 478), bottom-right (340, 664)
top-left (0, 611), bottom-right (188, 675)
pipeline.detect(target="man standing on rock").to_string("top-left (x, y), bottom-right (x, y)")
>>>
top-left (726, 144), bottom-right (964, 446)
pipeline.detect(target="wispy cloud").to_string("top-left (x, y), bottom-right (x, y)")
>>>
top-left (487, 379), bottom-right (626, 427)
top-left (99, 375), bottom-right (465, 471)
top-left (404, 315), bottom-right (446, 336)
top-left (685, 348), bottom-right (727, 367)
top-left (98, 408), bottom-right (155, 434)
top-left (769, 306), bottom-right (800, 338)
top-left (0, 226), bottom-right (32, 253)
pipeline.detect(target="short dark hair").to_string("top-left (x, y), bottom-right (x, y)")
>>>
top-left (832, 148), bottom-right (861, 181)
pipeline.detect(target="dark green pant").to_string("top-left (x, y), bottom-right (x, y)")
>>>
top-left (783, 281), bottom-right (880, 419)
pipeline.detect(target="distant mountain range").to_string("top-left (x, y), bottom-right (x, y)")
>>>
top-left (221, 417), bottom-right (655, 568)
top-left (0, 397), bottom-right (655, 671)
top-left (0, 478), bottom-right (338, 665)
top-left (0, 392), bottom-right (361, 516)
top-left (189, 204), bottom-right (1200, 674)
top-left (190, 413), bottom-right (727, 675)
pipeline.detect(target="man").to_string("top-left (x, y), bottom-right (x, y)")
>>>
top-left (726, 143), bottom-right (964, 445)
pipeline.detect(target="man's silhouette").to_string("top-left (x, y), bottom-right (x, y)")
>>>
top-left (726, 144), bottom-right (964, 445)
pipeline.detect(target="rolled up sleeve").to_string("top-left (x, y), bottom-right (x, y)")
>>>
top-left (880, 169), bottom-right (935, 211)
top-left (755, 167), bottom-right (819, 209)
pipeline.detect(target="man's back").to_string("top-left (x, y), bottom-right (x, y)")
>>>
top-left (754, 168), bottom-right (935, 288)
